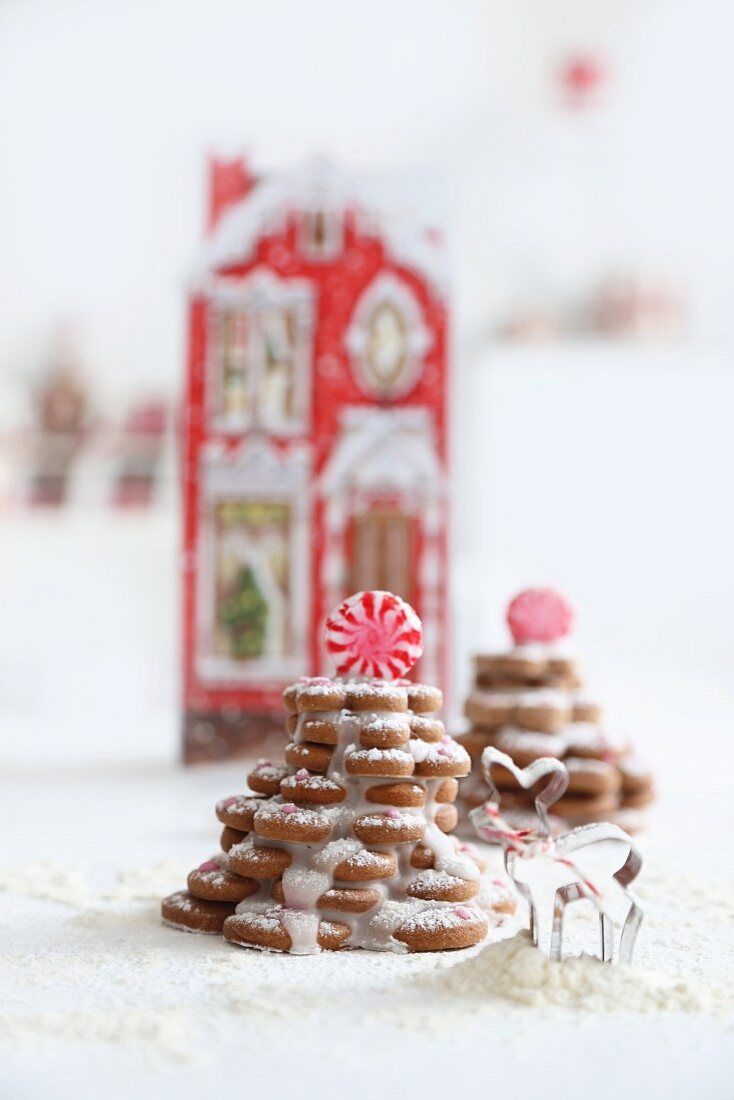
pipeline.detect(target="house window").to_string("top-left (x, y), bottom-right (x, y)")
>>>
top-left (299, 207), bottom-right (342, 260)
top-left (209, 270), bottom-right (313, 434)
top-left (211, 499), bottom-right (292, 663)
top-left (346, 272), bottom-right (432, 399)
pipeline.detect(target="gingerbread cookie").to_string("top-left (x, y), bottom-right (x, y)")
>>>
top-left (284, 741), bottom-right (334, 773)
top-left (220, 826), bottom-right (247, 853)
top-left (394, 904), bottom-right (488, 952)
top-left (187, 857), bottom-right (259, 903)
top-left (352, 810), bottom-right (425, 845)
top-left (364, 781), bottom-right (426, 807)
top-left (224, 906), bottom-right (351, 952)
top-left (228, 842), bottom-right (292, 879)
top-left (216, 794), bottom-right (265, 832)
top-left (254, 801), bottom-right (337, 844)
top-left (409, 715), bottom-right (445, 742)
top-left (161, 890), bottom-right (236, 934)
top-left (283, 677), bottom-right (347, 714)
top-left (410, 738), bottom-right (471, 778)
top-left (279, 769), bottom-right (347, 805)
top-left (247, 760), bottom-right (290, 796)
top-left (359, 715), bottom-right (411, 749)
top-left (406, 870), bottom-right (479, 903)
top-left (344, 745), bottom-right (415, 777)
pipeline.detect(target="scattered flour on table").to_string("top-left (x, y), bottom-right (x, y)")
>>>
top-left (0, 861), bottom-right (93, 908)
top-left (413, 930), bottom-right (731, 1015)
top-left (1, 857), bottom-right (732, 1064)
top-left (0, 860), bottom-right (187, 908)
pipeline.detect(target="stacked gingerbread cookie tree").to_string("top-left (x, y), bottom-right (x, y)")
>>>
top-left (163, 591), bottom-right (513, 953)
top-left (458, 589), bottom-right (654, 831)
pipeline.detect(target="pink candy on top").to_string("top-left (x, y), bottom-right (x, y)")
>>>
top-left (506, 587), bottom-right (574, 645)
top-left (256, 759), bottom-right (272, 768)
top-left (455, 906), bottom-right (472, 920)
top-left (222, 797), bottom-right (238, 808)
top-left (198, 859), bottom-right (220, 873)
top-left (294, 769), bottom-right (309, 781)
top-left (385, 808), bottom-right (401, 819)
top-left (492, 878), bottom-right (506, 888)
top-left (281, 803), bottom-right (298, 814)
top-left (438, 746), bottom-right (451, 757)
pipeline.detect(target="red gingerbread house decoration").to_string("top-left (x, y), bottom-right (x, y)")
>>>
top-left (182, 158), bottom-right (450, 762)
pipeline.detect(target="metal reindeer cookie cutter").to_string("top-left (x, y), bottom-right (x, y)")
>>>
top-left (470, 747), bottom-right (643, 963)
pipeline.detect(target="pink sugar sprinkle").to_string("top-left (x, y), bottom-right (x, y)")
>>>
top-left (438, 746), bottom-right (451, 756)
top-left (492, 878), bottom-right (506, 888)
top-left (198, 860), bottom-right (220, 873)
top-left (386, 808), bottom-right (401, 819)
top-left (222, 797), bottom-right (238, 808)
top-left (281, 803), bottom-right (298, 814)
top-left (441, 735), bottom-right (451, 744)
top-left (256, 759), bottom-right (271, 768)
top-left (295, 769), bottom-right (309, 780)
top-left (455, 906), bottom-right (472, 920)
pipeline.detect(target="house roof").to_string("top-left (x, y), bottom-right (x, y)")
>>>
top-left (195, 159), bottom-right (446, 297)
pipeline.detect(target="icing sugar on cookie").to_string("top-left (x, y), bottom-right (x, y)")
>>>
top-left (162, 590), bottom-right (507, 954)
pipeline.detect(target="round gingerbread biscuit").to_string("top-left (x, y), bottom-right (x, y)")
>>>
top-left (227, 842), bottom-right (292, 879)
top-left (284, 740), bottom-right (333, 773)
top-left (223, 907), bottom-right (351, 952)
top-left (364, 781), bottom-right (426, 808)
top-left (409, 715), bottom-right (445, 742)
top-left (464, 690), bottom-right (517, 731)
top-left (553, 790), bottom-right (620, 822)
top-left (271, 879), bottom-right (382, 914)
top-left (406, 871), bottom-right (479, 903)
top-left (220, 825), bottom-right (248, 853)
top-left (565, 757), bottom-right (622, 796)
top-left (187, 858), bottom-right (259, 904)
top-left (490, 728), bottom-right (566, 769)
top-left (411, 739), bottom-right (471, 778)
top-left (333, 848), bottom-right (398, 882)
top-left (254, 801), bottom-right (336, 844)
top-left (359, 715), bottom-right (411, 749)
top-left (345, 680), bottom-right (408, 713)
top-left (279, 770), bottom-right (346, 805)
top-left (216, 794), bottom-right (265, 832)
top-left (353, 810), bottom-right (425, 845)
top-left (247, 760), bottom-right (290, 796)
top-left (434, 778), bottom-right (459, 803)
top-left (618, 756), bottom-right (654, 797)
top-left (161, 890), bottom-right (236, 935)
top-left (410, 843), bottom-right (435, 869)
top-left (283, 678), bottom-right (347, 714)
top-left (514, 691), bottom-right (571, 734)
top-left (297, 716), bottom-right (343, 746)
top-left (344, 746), bottom-right (414, 778)
top-left (572, 695), bottom-right (603, 724)
top-left (475, 652), bottom-right (546, 686)
top-left (620, 787), bottom-right (654, 809)
top-left (394, 904), bottom-right (488, 952)
top-left (434, 803), bottom-right (458, 833)
top-left (402, 682), bottom-right (443, 714)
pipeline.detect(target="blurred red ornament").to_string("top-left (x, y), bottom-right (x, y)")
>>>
top-left (559, 55), bottom-right (606, 107)
top-left (507, 588), bottom-right (574, 645)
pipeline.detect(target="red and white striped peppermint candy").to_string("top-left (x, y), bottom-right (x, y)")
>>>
top-left (324, 591), bottom-right (423, 679)
top-left (506, 587), bottom-right (574, 644)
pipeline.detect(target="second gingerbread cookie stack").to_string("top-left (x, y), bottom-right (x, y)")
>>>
top-left (458, 589), bottom-right (654, 832)
top-left (162, 591), bottom-right (515, 953)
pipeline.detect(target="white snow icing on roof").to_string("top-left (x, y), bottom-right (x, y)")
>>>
top-left (319, 407), bottom-right (445, 495)
top-left (195, 158), bottom-right (446, 296)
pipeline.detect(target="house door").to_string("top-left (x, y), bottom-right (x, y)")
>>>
top-left (349, 507), bottom-right (414, 606)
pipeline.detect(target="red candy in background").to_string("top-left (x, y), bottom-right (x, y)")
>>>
top-left (325, 590), bottom-right (423, 679)
top-left (506, 588), bottom-right (574, 645)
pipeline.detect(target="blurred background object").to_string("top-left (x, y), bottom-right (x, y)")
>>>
top-left (0, 0), bottom-right (732, 791)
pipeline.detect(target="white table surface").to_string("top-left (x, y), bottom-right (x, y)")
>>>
top-left (2, 755), bottom-right (732, 1100)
